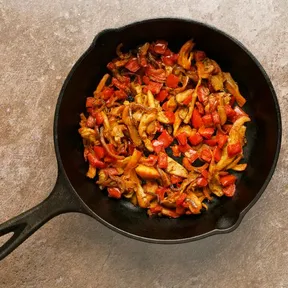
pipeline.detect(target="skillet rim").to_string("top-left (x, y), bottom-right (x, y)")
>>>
top-left (53, 17), bottom-right (282, 244)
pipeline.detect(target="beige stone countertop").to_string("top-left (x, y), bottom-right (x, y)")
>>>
top-left (0, 1), bottom-right (287, 287)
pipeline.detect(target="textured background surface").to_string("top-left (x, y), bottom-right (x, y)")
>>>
top-left (0, 0), bottom-right (287, 287)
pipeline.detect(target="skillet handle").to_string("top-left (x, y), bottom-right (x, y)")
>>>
top-left (0, 170), bottom-right (86, 261)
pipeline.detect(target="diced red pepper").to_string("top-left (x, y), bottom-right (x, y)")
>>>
top-left (176, 205), bottom-right (186, 215)
top-left (176, 132), bottom-right (187, 146)
top-left (227, 142), bottom-right (242, 157)
top-left (196, 102), bottom-right (205, 115)
top-left (86, 116), bottom-right (96, 128)
top-left (158, 130), bottom-right (173, 148)
top-left (150, 205), bottom-right (162, 214)
top-left (93, 146), bottom-right (106, 159)
top-left (220, 174), bottom-right (237, 187)
top-left (188, 132), bottom-right (203, 146)
top-left (209, 97), bottom-right (218, 112)
top-left (166, 74), bottom-right (179, 88)
top-left (197, 177), bottom-right (208, 187)
top-left (144, 81), bottom-right (163, 94)
top-left (223, 124), bottom-right (233, 133)
top-left (198, 127), bottom-right (215, 140)
top-left (112, 77), bottom-right (128, 91)
top-left (171, 175), bottom-right (183, 184)
top-left (214, 146), bottom-right (222, 162)
top-left (164, 111), bottom-right (175, 124)
top-left (204, 137), bottom-right (218, 146)
top-left (232, 106), bottom-right (248, 122)
top-left (156, 89), bottom-right (169, 102)
top-left (200, 148), bottom-right (212, 163)
top-left (152, 140), bottom-right (164, 153)
top-left (107, 187), bottom-right (121, 199)
top-left (140, 154), bottom-right (158, 166)
top-left (154, 40), bottom-right (168, 54)
top-left (86, 97), bottom-right (95, 108)
top-left (114, 90), bottom-right (127, 100)
top-left (217, 133), bottom-right (228, 149)
top-left (101, 87), bottom-right (114, 100)
top-left (107, 62), bottom-right (116, 70)
top-left (223, 184), bottom-right (236, 197)
top-left (185, 149), bottom-right (198, 163)
top-left (212, 111), bottom-right (220, 125)
top-left (87, 153), bottom-right (106, 168)
top-left (94, 112), bottom-right (104, 125)
top-left (178, 143), bottom-right (192, 153)
top-left (197, 85), bottom-right (210, 103)
top-left (201, 169), bottom-right (209, 179)
top-left (202, 114), bottom-right (213, 127)
top-left (176, 193), bottom-right (187, 206)
top-left (158, 152), bottom-right (168, 169)
top-left (171, 145), bottom-right (181, 157)
top-left (156, 187), bottom-right (168, 201)
top-left (224, 104), bottom-right (236, 118)
top-left (142, 75), bottom-right (150, 85)
top-left (182, 94), bottom-right (192, 105)
top-left (125, 57), bottom-right (141, 72)
top-left (182, 157), bottom-right (194, 171)
top-left (192, 109), bottom-right (203, 129)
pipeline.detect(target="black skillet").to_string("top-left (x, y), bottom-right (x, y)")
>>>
top-left (0, 18), bottom-right (281, 260)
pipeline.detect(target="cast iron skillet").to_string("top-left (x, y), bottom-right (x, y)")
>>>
top-left (0, 18), bottom-right (281, 260)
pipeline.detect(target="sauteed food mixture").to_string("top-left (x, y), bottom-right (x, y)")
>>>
top-left (79, 40), bottom-right (250, 218)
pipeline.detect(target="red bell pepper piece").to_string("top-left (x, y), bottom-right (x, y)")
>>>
top-left (202, 114), bottom-right (213, 127)
top-left (112, 77), bottom-right (128, 91)
top-left (204, 137), bottom-right (218, 146)
top-left (217, 133), bottom-right (228, 149)
top-left (188, 132), bottom-right (203, 146)
top-left (224, 104), bottom-right (236, 118)
top-left (149, 205), bottom-right (162, 214)
top-left (198, 127), bottom-right (215, 140)
top-left (86, 97), bottom-right (95, 108)
top-left (192, 109), bottom-right (203, 129)
top-left (232, 106), bottom-right (248, 122)
top-left (213, 146), bottom-right (222, 162)
top-left (94, 112), bottom-right (104, 125)
top-left (176, 193), bottom-right (187, 206)
top-left (86, 116), bottom-right (96, 128)
top-left (125, 57), bottom-right (141, 72)
top-left (200, 148), bottom-right (212, 163)
top-left (227, 142), bottom-right (242, 157)
top-left (154, 40), bottom-right (168, 54)
top-left (170, 175), bottom-right (183, 184)
top-left (166, 74), bottom-right (179, 88)
top-left (158, 152), bottom-right (168, 169)
top-left (182, 157), bottom-right (194, 171)
top-left (195, 102), bottom-right (205, 115)
top-left (152, 140), bottom-right (164, 153)
top-left (87, 153), bottom-right (106, 168)
top-left (158, 130), bottom-right (173, 148)
top-left (178, 143), bottom-right (192, 153)
top-left (93, 146), bottom-right (106, 159)
top-left (142, 75), bottom-right (150, 85)
top-left (144, 81), bottom-right (163, 94)
top-left (171, 145), bottom-right (181, 157)
top-left (223, 124), bottom-right (233, 133)
top-left (164, 111), bottom-right (175, 124)
top-left (156, 187), bottom-right (168, 201)
top-left (223, 184), bottom-right (236, 197)
top-left (201, 169), bottom-right (209, 179)
top-left (176, 132), bottom-right (187, 146)
top-left (140, 154), bottom-right (158, 166)
top-left (107, 187), bottom-right (122, 199)
top-left (182, 94), bottom-right (192, 105)
top-left (220, 174), bottom-right (237, 187)
top-left (156, 89), bottom-right (169, 102)
top-left (212, 111), bottom-right (220, 125)
top-left (101, 87), bottom-right (114, 100)
top-left (176, 205), bottom-right (186, 215)
top-left (197, 85), bottom-right (210, 103)
top-left (114, 90), bottom-right (127, 100)
top-left (197, 177), bottom-right (208, 187)
top-left (185, 149), bottom-right (198, 163)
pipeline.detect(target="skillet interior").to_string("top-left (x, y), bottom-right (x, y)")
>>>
top-left (55, 19), bottom-right (281, 242)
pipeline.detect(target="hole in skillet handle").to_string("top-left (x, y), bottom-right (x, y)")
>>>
top-left (0, 170), bottom-right (87, 261)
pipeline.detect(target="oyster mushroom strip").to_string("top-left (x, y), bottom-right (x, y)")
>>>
top-left (138, 109), bottom-right (158, 151)
top-left (216, 116), bottom-right (250, 171)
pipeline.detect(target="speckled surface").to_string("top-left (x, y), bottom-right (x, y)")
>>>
top-left (0, 0), bottom-right (287, 287)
